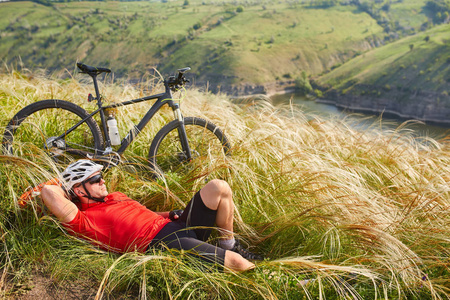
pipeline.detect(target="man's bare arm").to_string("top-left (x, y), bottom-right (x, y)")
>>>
top-left (40, 185), bottom-right (79, 223)
top-left (155, 211), bottom-right (170, 218)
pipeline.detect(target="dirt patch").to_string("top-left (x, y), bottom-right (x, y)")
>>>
top-left (1, 270), bottom-right (96, 299)
top-left (1, 269), bottom-right (137, 300)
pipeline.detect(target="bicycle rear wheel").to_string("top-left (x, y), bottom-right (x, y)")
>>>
top-left (148, 117), bottom-right (231, 178)
top-left (3, 99), bottom-right (104, 163)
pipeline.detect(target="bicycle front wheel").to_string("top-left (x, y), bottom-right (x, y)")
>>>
top-left (3, 99), bottom-right (104, 163)
top-left (148, 117), bottom-right (231, 178)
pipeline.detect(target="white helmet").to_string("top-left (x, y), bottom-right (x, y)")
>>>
top-left (61, 159), bottom-right (104, 190)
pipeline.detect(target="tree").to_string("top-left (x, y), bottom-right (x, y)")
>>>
top-left (193, 21), bottom-right (202, 30)
top-left (381, 3), bottom-right (390, 11)
top-left (295, 72), bottom-right (313, 95)
top-left (426, 0), bottom-right (450, 23)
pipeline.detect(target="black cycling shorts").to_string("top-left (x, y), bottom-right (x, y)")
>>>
top-left (148, 191), bottom-right (226, 266)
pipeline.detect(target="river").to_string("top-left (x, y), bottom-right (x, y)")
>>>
top-left (271, 93), bottom-right (450, 141)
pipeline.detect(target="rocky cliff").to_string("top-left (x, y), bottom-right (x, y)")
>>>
top-left (321, 85), bottom-right (450, 126)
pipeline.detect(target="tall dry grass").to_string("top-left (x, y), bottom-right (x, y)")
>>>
top-left (0, 67), bottom-right (449, 299)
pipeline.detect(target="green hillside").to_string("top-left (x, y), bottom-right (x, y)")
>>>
top-left (314, 24), bottom-right (450, 124)
top-left (0, 0), bottom-right (420, 88)
top-left (316, 24), bottom-right (450, 92)
top-left (0, 0), bottom-right (450, 96)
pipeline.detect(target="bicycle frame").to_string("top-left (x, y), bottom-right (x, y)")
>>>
top-left (55, 76), bottom-right (192, 159)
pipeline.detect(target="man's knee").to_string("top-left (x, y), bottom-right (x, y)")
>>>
top-left (207, 179), bottom-right (231, 197)
top-left (200, 179), bottom-right (232, 210)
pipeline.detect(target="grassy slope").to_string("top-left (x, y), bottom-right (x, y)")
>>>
top-left (3, 0), bottom-right (447, 94)
top-left (316, 24), bottom-right (450, 94)
top-left (314, 0), bottom-right (450, 97)
top-left (0, 68), bottom-right (449, 298)
top-left (388, 0), bottom-right (430, 29)
top-left (0, 1), bottom-right (385, 84)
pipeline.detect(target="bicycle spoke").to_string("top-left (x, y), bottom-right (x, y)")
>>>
top-left (149, 117), bottom-right (231, 179)
top-left (4, 103), bottom-right (103, 164)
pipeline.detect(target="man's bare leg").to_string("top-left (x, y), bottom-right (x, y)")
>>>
top-left (224, 250), bottom-right (255, 272)
top-left (199, 179), bottom-right (234, 240)
top-left (199, 179), bottom-right (262, 268)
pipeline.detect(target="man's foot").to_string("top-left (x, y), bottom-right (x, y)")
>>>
top-left (230, 240), bottom-right (263, 261)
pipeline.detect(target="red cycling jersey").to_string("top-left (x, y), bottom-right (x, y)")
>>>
top-left (63, 192), bottom-right (171, 253)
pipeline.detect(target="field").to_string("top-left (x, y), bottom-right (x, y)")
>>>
top-left (0, 67), bottom-right (449, 298)
top-left (389, 0), bottom-right (431, 29)
top-left (0, 0), bottom-right (386, 85)
top-left (3, 0), bottom-right (448, 98)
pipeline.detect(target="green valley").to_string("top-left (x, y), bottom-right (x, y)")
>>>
top-left (0, 0), bottom-right (449, 120)
top-left (316, 24), bottom-right (450, 124)
top-left (0, 0), bottom-right (390, 88)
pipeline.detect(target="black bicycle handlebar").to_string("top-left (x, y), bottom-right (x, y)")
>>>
top-left (167, 67), bottom-right (191, 91)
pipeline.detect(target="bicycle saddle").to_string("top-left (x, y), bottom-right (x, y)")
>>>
top-left (77, 63), bottom-right (111, 75)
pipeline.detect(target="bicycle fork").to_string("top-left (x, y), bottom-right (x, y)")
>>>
top-left (173, 103), bottom-right (192, 161)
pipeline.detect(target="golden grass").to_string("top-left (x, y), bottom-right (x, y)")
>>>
top-left (0, 68), bottom-right (449, 299)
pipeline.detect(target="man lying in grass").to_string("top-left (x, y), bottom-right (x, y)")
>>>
top-left (40, 159), bottom-right (262, 272)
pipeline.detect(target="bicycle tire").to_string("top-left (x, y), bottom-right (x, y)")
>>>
top-left (3, 99), bottom-right (104, 163)
top-left (148, 117), bottom-right (231, 178)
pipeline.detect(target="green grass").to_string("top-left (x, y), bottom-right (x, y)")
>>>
top-left (168, 4), bottom-right (385, 83)
top-left (316, 24), bottom-right (450, 94)
top-left (2, 0), bottom-right (446, 92)
top-left (0, 67), bottom-right (449, 298)
top-left (0, 0), bottom-right (386, 86)
top-left (389, 0), bottom-right (430, 29)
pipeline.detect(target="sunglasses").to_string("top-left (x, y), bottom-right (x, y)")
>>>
top-left (84, 174), bottom-right (103, 185)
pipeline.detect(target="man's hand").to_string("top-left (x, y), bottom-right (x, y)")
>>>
top-left (169, 209), bottom-right (184, 221)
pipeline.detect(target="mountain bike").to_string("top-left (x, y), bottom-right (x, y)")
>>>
top-left (3, 63), bottom-right (231, 177)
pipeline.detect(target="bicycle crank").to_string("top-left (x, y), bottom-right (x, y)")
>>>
top-left (44, 136), bottom-right (66, 156)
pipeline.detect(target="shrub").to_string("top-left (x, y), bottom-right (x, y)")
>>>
top-left (294, 71), bottom-right (312, 95)
top-left (313, 89), bottom-right (323, 97)
top-left (193, 22), bottom-right (202, 30)
top-left (331, 63), bottom-right (342, 70)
